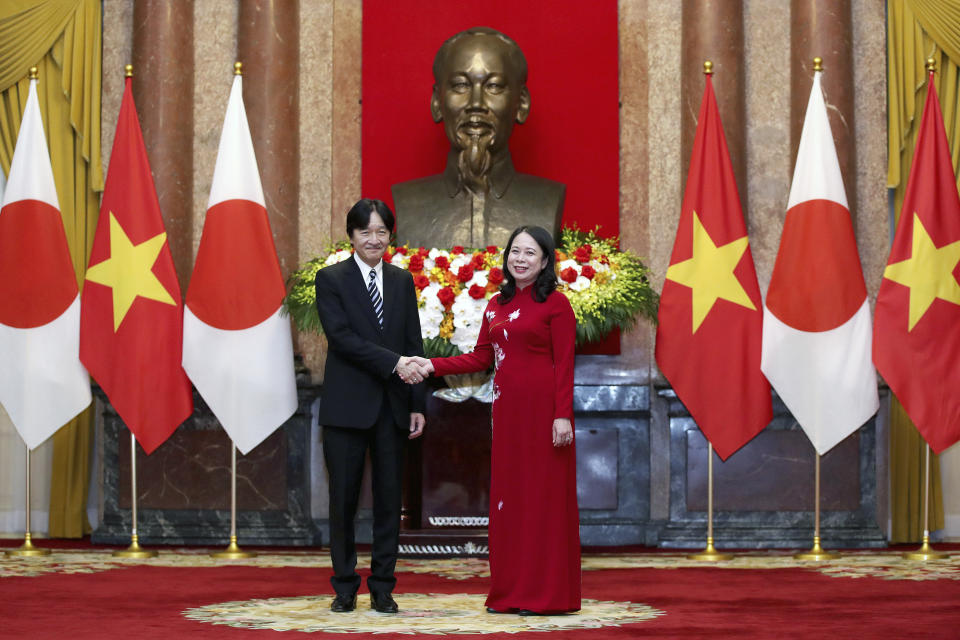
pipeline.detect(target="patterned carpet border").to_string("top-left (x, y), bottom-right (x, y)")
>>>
top-left (2, 549), bottom-right (959, 582)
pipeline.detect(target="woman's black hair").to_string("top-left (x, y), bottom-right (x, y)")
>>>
top-left (498, 225), bottom-right (557, 304)
top-left (345, 198), bottom-right (395, 237)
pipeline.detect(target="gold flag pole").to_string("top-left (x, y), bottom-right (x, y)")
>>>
top-left (795, 452), bottom-right (839, 560)
top-left (5, 69), bottom-right (49, 558)
top-left (688, 441), bottom-right (733, 561)
top-left (211, 442), bottom-right (257, 559)
top-left (5, 442), bottom-right (50, 557)
top-left (903, 444), bottom-right (950, 561)
top-left (113, 429), bottom-right (158, 558)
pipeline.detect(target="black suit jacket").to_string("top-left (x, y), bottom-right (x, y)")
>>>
top-left (314, 257), bottom-right (426, 429)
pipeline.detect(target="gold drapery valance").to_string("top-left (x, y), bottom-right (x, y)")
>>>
top-left (886, 0), bottom-right (960, 542)
top-left (0, 0), bottom-right (102, 538)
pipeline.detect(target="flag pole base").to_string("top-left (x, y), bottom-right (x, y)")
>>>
top-left (4, 533), bottom-right (50, 557)
top-left (687, 537), bottom-right (733, 561)
top-left (211, 536), bottom-right (257, 559)
top-left (112, 534), bottom-right (158, 558)
top-left (903, 536), bottom-right (950, 561)
top-left (794, 536), bottom-right (840, 561)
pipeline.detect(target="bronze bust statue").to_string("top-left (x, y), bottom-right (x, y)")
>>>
top-left (392, 27), bottom-right (565, 248)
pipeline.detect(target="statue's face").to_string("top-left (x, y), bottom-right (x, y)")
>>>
top-left (432, 35), bottom-right (529, 157)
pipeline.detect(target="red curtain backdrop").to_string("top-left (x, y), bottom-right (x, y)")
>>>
top-left (361, 0), bottom-right (620, 242)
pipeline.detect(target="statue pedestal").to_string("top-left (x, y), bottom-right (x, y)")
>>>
top-left (399, 384), bottom-right (653, 555)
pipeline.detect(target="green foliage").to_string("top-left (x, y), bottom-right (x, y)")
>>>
top-left (558, 226), bottom-right (659, 346)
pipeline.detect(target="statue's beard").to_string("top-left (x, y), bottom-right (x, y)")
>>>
top-left (457, 133), bottom-right (493, 195)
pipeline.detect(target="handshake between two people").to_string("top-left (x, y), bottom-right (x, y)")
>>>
top-left (396, 356), bottom-right (434, 385)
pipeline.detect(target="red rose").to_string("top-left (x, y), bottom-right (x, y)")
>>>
top-left (573, 244), bottom-right (592, 264)
top-left (418, 247), bottom-right (429, 257)
top-left (451, 245), bottom-right (465, 255)
top-left (434, 255), bottom-right (450, 270)
top-left (414, 274), bottom-right (430, 290)
top-left (468, 284), bottom-right (486, 299)
top-left (457, 264), bottom-right (474, 282)
top-left (486, 245), bottom-right (499, 254)
top-left (395, 246), bottom-right (408, 255)
top-left (487, 267), bottom-right (504, 285)
top-left (437, 286), bottom-right (455, 307)
top-left (471, 252), bottom-right (486, 269)
top-left (408, 254), bottom-right (424, 272)
top-left (560, 267), bottom-right (578, 283)
top-left (382, 250), bottom-right (394, 263)
top-left (581, 264), bottom-right (596, 280)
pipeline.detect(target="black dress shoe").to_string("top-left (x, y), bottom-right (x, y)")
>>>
top-left (370, 591), bottom-right (399, 613)
top-left (330, 592), bottom-right (357, 612)
top-left (517, 609), bottom-right (542, 616)
top-left (486, 607), bottom-right (510, 614)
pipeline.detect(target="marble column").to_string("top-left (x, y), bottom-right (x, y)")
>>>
top-left (791, 0), bottom-right (856, 219)
top-left (681, 0), bottom-right (747, 212)
top-left (237, 0), bottom-right (300, 279)
top-left (132, 0), bottom-right (195, 290)
top-left (330, 0), bottom-right (363, 232)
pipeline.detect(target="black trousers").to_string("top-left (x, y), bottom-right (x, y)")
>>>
top-left (323, 400), bottom-right (406, 597)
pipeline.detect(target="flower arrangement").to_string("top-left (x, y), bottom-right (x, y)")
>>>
top-left (283, 227), bottom-right (658, 358)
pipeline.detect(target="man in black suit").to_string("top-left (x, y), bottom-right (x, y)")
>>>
top-left (314, 199), bottom-right (427, 614)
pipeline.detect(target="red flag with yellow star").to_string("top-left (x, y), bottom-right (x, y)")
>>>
top-left (655, 72), bottom-right (772, 460)
top-left (874, 69), bottom-right (960, 453)
top-left (79, 73), bottom-right (193, 454)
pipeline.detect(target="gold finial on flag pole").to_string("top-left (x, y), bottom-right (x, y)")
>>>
top-left (926, 57), bottom-right (936, 73)
top-left (28, 66), bottom-right (38, 80)
top-left (703, 61), bottom-right (713, 75)
top-left (234, 61), bottom-right (243, 76)
top-left (813, 57), bottom-right (823, 72)
top-left (125, 64), bottom-right (133, 78)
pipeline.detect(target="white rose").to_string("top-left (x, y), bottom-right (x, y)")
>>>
top-left (558, 258), bottom-right (579, 272)
top-left (568, 276), bottom-right (592, 292)
top-left (449, 255), bottom-right (470, 271)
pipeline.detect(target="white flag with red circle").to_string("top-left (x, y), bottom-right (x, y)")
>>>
top-left (182, 73), bottom-right (297, 454)
top-left (761, 70), bottom-right (878, 454)
top-left (0, 77), bottom-right (91, 449)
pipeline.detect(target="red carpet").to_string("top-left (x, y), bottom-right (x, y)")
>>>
top-left (2, 545), bottom-right (960, 638)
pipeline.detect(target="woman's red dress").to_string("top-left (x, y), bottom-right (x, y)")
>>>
top-left (431, 286), bottom-right (581, 613)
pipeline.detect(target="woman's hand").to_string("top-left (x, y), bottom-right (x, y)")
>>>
top-left (552, 418), bottom-right (573, 447)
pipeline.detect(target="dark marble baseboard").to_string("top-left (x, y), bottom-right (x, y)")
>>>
top-left (91, 379), bottom-right (321, 547)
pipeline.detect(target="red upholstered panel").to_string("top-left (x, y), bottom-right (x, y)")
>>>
top-left (361, 0), bottom-right (619, 240)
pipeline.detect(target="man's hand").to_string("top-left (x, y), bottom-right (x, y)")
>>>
top-left (552, 418), bottom-right (573, 447)
top-left (409, 412), bottom-right (425, 439)
top-left (409, 356), bottom-right (435, 376)
top-left (396, 356), bottom-right (429, 384)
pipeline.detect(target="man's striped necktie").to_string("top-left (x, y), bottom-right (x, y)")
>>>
top-left (368, 268), bottom-right (383, 327)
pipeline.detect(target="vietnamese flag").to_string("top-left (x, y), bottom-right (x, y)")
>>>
top-left (182, 67), bottom-right (297, 455)
top-left (80, 71), bottom-right (193, 454)
top-left (655, 70), bottom-right (771, 460)
top-left (0, 73), bottom-right (91, 449)
top-left (761, 67), bottom-right (879, 455)
top-left (874, 68), bottom-right (960, 453)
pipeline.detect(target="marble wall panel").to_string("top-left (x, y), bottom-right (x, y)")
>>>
top-left (101, 1), bottom-right (132, 176)
top-left (744, 0), bottom-right (792, 292)
top-left (298, 0), bottom-right (335, 379)
top-left (192, 2), bottom-right (238, 261)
